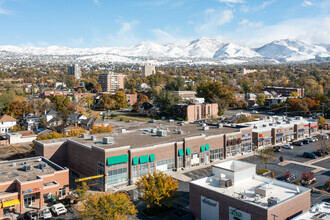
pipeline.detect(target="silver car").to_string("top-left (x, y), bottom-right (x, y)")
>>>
top-left (282, 144), bottom-right (293, 149)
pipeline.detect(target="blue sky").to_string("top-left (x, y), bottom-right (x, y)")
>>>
top-left (0, 0), bottom-right (329, 48)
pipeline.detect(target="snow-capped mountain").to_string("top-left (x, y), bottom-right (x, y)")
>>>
top-left (256, 39), bottom-right (330, 62)
top-left (0, 38), bottom-right (329, 65)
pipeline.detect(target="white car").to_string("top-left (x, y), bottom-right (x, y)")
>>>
top-left (282, 144), bottom-right (293, 149)
top-left (251, 110), bottom-right (258, 114)
top-left (39, 208), bottom-right (52, 219)
top-left (51, 203), bottom-right (67, 216)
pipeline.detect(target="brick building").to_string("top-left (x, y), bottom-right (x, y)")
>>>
top-left (141, 65), bottom-right (155, 77)
top-left (174, 103), bottom-right (218, 121)
top-left (125, 94), bottom-right (138, 106)
top-left (98, 72), bottom-right (125, 93)
top-left (190, 160), bottom-right (311, 220)
top-left (0, 157), bottom-right (69, 218)
top-left (35, 123), bottom-right (252, 191)
top-left (263, 86), bottom-right (304, 98)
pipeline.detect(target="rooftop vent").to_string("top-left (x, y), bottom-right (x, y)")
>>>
top-left (178, 130), bottom-right (184, 134)
top-left (231, 124), bottom-right (236, 128)
top-left (313, 213), bottom-right (328, 220)
top-left (217, 123), bottom-right (223, 128)
top-left (202, 126), bottom-right (209, 131)
top-left (220, 179), bottom-right (232, 188)
top-left (91, 135), bottom-right (97, 141)
top-left (81, 133), bottom-right (87, 138)
top-left (157, 129), bottom-right (168, 137)
top-left (267, 197), bottom-right (279, 206)
top-left (276, 121), bottom-right (281, 124)
top-left (201, 123), bottom-right (206, 127)
top-left (39, 162), bottom-right (47, 170)
top-left (24, 164), bottom-right (32, 172)
top-left (12, 163), bottom-right (16, 167)
top-left (37, 158), bottom-right (42, 162)
top-left (103, 137), bottom-right (114, 144)
top-left (253, 125), bottom-right (258, 129)
top-left (151, 128), bottom-right (157, 133)
top-left (263, 124), bottom-right (267, 127)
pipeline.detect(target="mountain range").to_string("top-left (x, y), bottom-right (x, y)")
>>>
top-left (0, 38), bottom-right (329, 65)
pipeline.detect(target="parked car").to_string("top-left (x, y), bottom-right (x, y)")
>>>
top-left (303, 152), bottom-right (318, 159)
top-left (306, 138), bottom-right (314, 142)
top-left (267, 111), bottom-right (275, 115)
top-left (312, 137), bottom-right (319, 142)
top-left (25, 211), bottom-right (37, 220)
top-left (301, 177), bottom-right (316, 186)
top-left (251, 110), bottom-right (258, 114)
top-left (292, 141), bottom-right (303, 146)
top-left (282, 144), bottom-right (293, 149)
top-left (302, 139), bottom-right (310, 144)
top-left (273, 146), bottom-right (282, 152)
top-left (313, 151), bottom-right (323, 157)
top-left (318, 149), bottom-right (329, 155)
top-left (286, 173), bottom-right (296, 182)
top-left (39, 208), bottom-right (52, 219)
top-left (51, 203), bottom-right (67, 216)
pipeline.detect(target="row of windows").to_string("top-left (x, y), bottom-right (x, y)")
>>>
top-left (107, 162), bottom-right (127, 168)
top-left (210, 148), bottom-right (224, 161)
top-left (107, 167), bottom-right (127, 185)
top-left (156, 158), bottom-right (175, 172)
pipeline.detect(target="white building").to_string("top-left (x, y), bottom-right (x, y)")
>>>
top-left (0, 115), bottom-right (16, 133)
top-left (190, 160), bottom-right (311, 220)
top-left (68, 64), bottom-right (81, 80)
top-left (142, 65), bottom-right (156, 77)
top-left (292, 202), bottom-right (330, 220)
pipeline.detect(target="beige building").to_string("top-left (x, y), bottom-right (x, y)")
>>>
top-left (98, 72), bottom-right (125, 93)
top-left (142, 65), bottom-right (156, 77)
top-left (68, 64), bottom-right (81, 80)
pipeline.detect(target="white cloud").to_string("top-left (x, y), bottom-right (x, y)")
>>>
top-left (302, 0), bottom-right (312, 6)
top-left (0, 7), bottom-right (13, 15)
top-left (218, 0), bottom-right (245, 3)
top-left (217, 16), bottom-right (330, 47)
top-left (93, 0), bottom-right (99, 4)
top-left (239, 19), bottom-right (263, 27)
top-left (152, 29), bottom-right (176, 44)
top-left (240, 0), bottom-right (275, 13)
top-left (217, 10), bottom-right (234, 25)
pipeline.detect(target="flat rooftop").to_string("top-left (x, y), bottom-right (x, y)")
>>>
top-left (213, 160), bottom-right (255, 172)
top-left (39, 122), bottom-right (243, 149)
top-left (191, 174), bottom-right (310, 210)
top-left (292, 202), bottom-right (330, 220)
top-left (0, 157), bottom-right (65, 182)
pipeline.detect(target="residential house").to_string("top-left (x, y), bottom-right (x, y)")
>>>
top-left (68, 113), bottom-right (87, 125)
top-left (0, 114), bottom-right (16, 133)
top-left (19, 113), bottom-right (41, 131)
top-left (81, 117), bottom-right (112, 130)
top-left (6, 130), bottom-right (37, 144)
top-left (138, 102), bottom-right (159, 117)
top-left (125, 94), bottom-right (138, 106)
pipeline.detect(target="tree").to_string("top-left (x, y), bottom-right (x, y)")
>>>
top-left (78, 192), bottom-right (137, 220)
top-left (154, 90), bottom-right (182, 115)
top-left (136, 171), bottom-right (178, 209)
top-left (256, 94), bottom-right (266, 106)
top-left (100, 94), bottom-right (114, 110)
top-left (94, 84), bottom-right (102, 93)
top-left (74, 182), bottom-right (89, 201)
top-left (2, 100), bottom-right (33, 118)
top-left (256, 148), bottom-right (275, 169)
top-left (67, 127), bottom-right (85, 137)
top-left (318, 116), bottom-right (326, 128)
top-left (290, 91), bottom-right (299, 97)
top-left (90, 125), bottom-right (113, 134)
top-left (82, 95), bottom-right (94, 109)
top-left (132, 93), bottom-right (149, 111)
top-left (113, 91), bottom-right (127, 110)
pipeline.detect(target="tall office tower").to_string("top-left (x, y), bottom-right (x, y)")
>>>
top-left (142, 65), bottom-right (156, 77)
top-left (68, 64), bottom-right (81, 80)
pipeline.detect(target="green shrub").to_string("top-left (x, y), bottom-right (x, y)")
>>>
top-left (256, 169), bottom-right (269, 175)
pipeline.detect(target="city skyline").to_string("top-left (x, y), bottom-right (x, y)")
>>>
top-left (0, 0), bottom-right (329, 48)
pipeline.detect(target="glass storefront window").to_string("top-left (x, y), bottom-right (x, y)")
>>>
top-left (132, 165), bottom-right (138, 179)
top-left (178, 156), bottom-right (183, 168)
top-left (210, 148), bottom-right (224, 161)
top-left (139, 163), bottom-right (148, 177)
top-left (107, 167), bottom-right (127, 186)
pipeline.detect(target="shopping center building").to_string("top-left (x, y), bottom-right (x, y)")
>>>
top-left (35, 122), bottom-right (253, 191)
top-left (0, 156), bottom-right (69, 218)
top-left (35, 116), bottom-right (319, 191)
top-left (190, 160), bottom-right (311, 220)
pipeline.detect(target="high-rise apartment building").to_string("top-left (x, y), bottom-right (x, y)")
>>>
top-left (142, 65), bottom-right (156, 77)
top-left (98, 72), bottom-right (125, 93)
top-left (68, 64), bottom-right (81, 80)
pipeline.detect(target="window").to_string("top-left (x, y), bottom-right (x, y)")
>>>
top-left (132, 165), bottom-right (138, 179)
top-left (97, 162), bottom-right (105, 169)
top-left (241, 143), bottom-right (252, 153)
top-left (210, 148), bottom-right (224, 161)
top-left (97, 168), bottom-right (105, 185)
top-left (59, 187), bottom-right (66, 199)
top-left (208, 106), bottom-right (210, 117)
top-left (156, 158), bottom-right (175, 172)
top-left (107, 167), bottom-right (127, 185)
top-left (178, 156), bottom-right (183, 168)
top-left (139, 163), bottom-right (148, 177)
top-left (150, 162), bottom-right (155, 173)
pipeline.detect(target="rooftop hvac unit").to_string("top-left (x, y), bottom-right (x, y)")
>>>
top-left (157, 129), bottom-right (167, 137)
top-left (37, 158), bottom-right (42, 162)
top-left (23, 161), bottom-right (27, 165)
top-left (39, 162), bottom-right (47, 169)
top-left (231, 124), bottom-right (236, 128)
top-left (217, 123), bottom-right (223, 128)
top-left (263, 124), bottom-right (267, 127)
top-left (202, 126), bottom-right (209, 131)
top-left (253, 125), bottom-right (258, 129)
top-left (103, 137), bottom-right (114, 144)
top-left (269, 123), bottom-right (273, 126)
top-left (24, 164), bottom-right (32, 172)
top-left (178, 130), bottom-right (184, 134)
top-left (312, 213), bottom-right (328, 220)
top-left (220, 179), bottom-right (233, 188)
top-left (276, 121), bottom-right (281, 124)
top-left (286, 121), bottom-right (291, 124)
top-left (254, 194), bottom-right (261, 204)
top-left (151, 128), bottom-right (157, 133)
top-left (267, 197), bottom-right (279, 206)
top-left (91, 135), bottom-right (97, 141)
top-left (81, 133), bottom-right (87, 138)
top-left (12, 163), bottom-right (16, 167)
top-left (201, 123), bottom-right (206, 127)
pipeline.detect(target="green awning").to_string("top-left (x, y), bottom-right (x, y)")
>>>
top-left (107, 154), bottom-right (128, 166)
top-left (186, 148), bottom-right (191, 155)
top-left (149, 154), bottom-right (155, 162)
top-left (178, 149), bottom-right (184, 156)
top-left (200, 145), bottom-right (205, 152)
top-left (132, 157), bottom-right (139, 165)
top-left (139, 155), bottom-right (149, 164)
top-left (205, 144), bottom-right (210, 151)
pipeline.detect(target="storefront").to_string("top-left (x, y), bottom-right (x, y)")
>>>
top-left (310, 125), bottom-right (318, 135)
top-left (276, 133), bottom-right (283, 144)
top-left (298, 129), bottom-right (304, 139)
top-left (226, 137), bottom-right (242, 157)
top-left (304, 124), bottom-right (310, 137)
